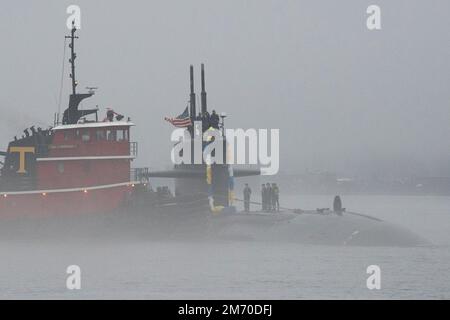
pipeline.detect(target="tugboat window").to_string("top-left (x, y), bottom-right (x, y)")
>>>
top-left (96, 130), bottom-right (106, 141)
top-left (82, 130), bottom-right (90, 142)
top-left (117, 130), bottom-right (125, 141)
top-left (64, 131), bottom-right (72, 141)
top-left (107, 129), bottom-right (116, 141)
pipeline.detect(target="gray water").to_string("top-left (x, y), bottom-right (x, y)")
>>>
top-left (0, 195), bottom-right (449, 299)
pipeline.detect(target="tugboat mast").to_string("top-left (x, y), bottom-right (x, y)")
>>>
top-left (66, 20), bottom-right (78, 95)
top-left (62, 21), bottom-right (97, 125)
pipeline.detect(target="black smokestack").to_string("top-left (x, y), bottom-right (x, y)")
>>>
top-left (201, 63), bottom-right (207, 115)
top-left (189, 65), bottom-right (196, 120)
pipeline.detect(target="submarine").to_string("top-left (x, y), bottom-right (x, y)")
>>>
top-left (126, 65), bottom-right (429, 248)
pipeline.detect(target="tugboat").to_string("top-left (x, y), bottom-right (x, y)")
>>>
top-left (0, 22), bottom-right (137, 218)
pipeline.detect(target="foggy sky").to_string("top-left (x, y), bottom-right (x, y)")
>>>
top-left (1, 0), bottom-right (449, 178)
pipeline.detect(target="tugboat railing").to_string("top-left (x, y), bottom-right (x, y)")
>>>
top-left (130, 141), bottom-right (138, 158)
top-left (130, 167), bottom-right (149, 183)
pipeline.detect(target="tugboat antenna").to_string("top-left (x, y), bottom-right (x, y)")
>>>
top-left (65, 20), bottom-right (79, 95)
top-left (62, 22), bottom-right (97, 125)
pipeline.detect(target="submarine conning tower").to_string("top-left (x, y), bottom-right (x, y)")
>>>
top-left (145, 64), bottom-right (259, 208)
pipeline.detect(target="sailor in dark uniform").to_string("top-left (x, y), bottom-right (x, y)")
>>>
top-left (272, 183), bottom-right (279, 211)
top-left (265, 182), bottom-right (272, 211)
top-left (210, 110), bottom-right (220, 129)
top-left (261, 184), bottom-right (267, 211)
top-left (243, 183), bottom-right (252, 212)
top-left (333, 195), bottom-right (343, 215)
top-left (201, 112), bottom-right (210, 131)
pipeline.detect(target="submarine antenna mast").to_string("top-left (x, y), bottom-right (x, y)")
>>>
top-left (188, 65), bottom-right (196, 165)
top-left (65, 20), bottom-right (79, 95)
top-left (201, 63), bottom-right (207, 115)
top-left (189, 65), bottom-right (196, 121)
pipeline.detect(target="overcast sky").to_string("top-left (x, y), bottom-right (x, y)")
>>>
top-left (1, 0), bottom-right (449, 178)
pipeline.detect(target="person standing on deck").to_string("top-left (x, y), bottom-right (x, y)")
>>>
top-left (272, 183), bottom-right (280, 212)
top-left (333, 195), bottom-right (343, 215)
top-left (243, 183), bottom-right (252, 213)
top-left (266, 183), bottom-right (272, 212)
top-left (261, 184), bottom-right (267, 211)
top-left (210, 110), bottom-right (220, 129)
top-left (202, 111), bottom-right (210, 131)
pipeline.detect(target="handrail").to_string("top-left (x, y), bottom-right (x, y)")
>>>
top-left (130, 141), bottom-right (138, 158)
top-left (131, 167), bottom-right (149, 182)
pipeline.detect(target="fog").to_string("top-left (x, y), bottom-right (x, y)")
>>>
top-left (1, 194), bottom-right (450, 299)
top-left (1, 0), bottom-right (449, 178)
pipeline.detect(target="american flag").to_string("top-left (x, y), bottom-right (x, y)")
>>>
top-left (165, 107), bottom-right (192, 128)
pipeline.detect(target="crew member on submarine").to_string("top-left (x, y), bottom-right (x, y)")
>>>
top-left (261, 184), bottom-right (267, 211)
top-left (210, 110), bottom-right (220, 129)
top-left (272, 183), bottom-right (280, 211)
top-left (243, 183), bottom-right (252, 213)
top-left (265, 183), bottom-right (272, 212)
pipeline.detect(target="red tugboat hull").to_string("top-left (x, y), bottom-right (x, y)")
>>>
top-left (0, 183), bottom-right (134, 219)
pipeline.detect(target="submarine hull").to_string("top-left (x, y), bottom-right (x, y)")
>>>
top-left (121, 203), bottom-right (430, 247)
top-left (204, 211), bottom-right (427, 247)
top-left (0, 192), bottom-right (428, 247)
